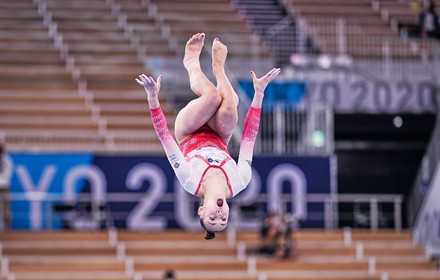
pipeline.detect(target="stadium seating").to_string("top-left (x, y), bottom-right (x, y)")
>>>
top-left (0, 231), bottom-right (127, 280)
top-left (0, 0), bottom-right (104, 151)
top-left (147, 0), bottom-right (252, 38)
top-left (43, 0), bottom-right (175, 152)
top-left (112, 0), bottom-right (177, 58)
top-left (0, 229), bottom-right (439, 280)
top-left (0, 0), bottom-right (271, 153)
top-left (0, 0), bottom-right (437, 153)
top-left (281, 0), bottom-right (395, 34)
top-left (0, 0), bottom-right (177, 153)
top-left (375, 0), bottom-right (440, 31)
top-left (280, 0), bottom-right (432, 60)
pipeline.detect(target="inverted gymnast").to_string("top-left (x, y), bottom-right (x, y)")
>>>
top-left (136, 33), bottom-right (280, 240)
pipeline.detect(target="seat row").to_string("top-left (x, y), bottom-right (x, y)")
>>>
top-left (0, 229), bottom-right (438, 280)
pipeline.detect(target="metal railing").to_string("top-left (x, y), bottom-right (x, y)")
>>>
top-left (231, 102), bottom-right (333, 156)
top-left (5, 192), bottom-right (403, 232)
top-left (271, 15), bottom-right (440, 82)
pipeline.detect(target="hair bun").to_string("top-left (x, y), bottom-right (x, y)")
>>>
top-left (204, 231), bottom-right (216, 240)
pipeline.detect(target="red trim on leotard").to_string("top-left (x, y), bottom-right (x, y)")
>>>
top-left (179, 124), bottom-right (228, 156)
top-left (193, 156), bottom-right (234, 197)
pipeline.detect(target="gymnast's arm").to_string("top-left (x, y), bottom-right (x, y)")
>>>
top-left (136, 74), bottom-right (191, 186)
top-left (236, 68), bottom-right (281, 188)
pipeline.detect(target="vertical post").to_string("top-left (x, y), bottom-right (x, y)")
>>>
top-left (382, 40), bottom-right (391, 79)
top-left (324, 197), bottom-right (333, 230)
top-left (343, 227), bottom-right (352, 246)
top-left (1, 258), bottom-right (8, 276)
top-left (370, 198), bottom-right (379, 231)
top-left (108, 227), bottom-right (118, 246)
top-left (46, 201), bottom-right (52, 230)
top-left (296, 19), bottom-right (307, 54)
top-left (310, 105), bottom-right (317, 154)
top-left (227, 223), bottom-right (236, 247)
top-left (124, 257), bottom-right (134, 277)
top-left (355, 242), bottom-right (364, 261)
top-left (117, 243), bottom-right (126, 261)
top-left (275, 104), bottom-right (284, 154)
top-left (228, 204), bottom-right (239, 246)
top-left (295, 106), bottom-right (302, 154)
top-left (336, 18), bottom-right (346, 56)
top-left (247, 257), bottom-right (256, 276)
top-left (326, 105), bottom-right (334, 154)
top-left (394, 197), bottom-right (402, 231)
top-left (368, 257), bottom-right (377, 275)
top-left (92, 199), bottom-right (102, 230)
top-left (237, 242), bottom-right (246, 261)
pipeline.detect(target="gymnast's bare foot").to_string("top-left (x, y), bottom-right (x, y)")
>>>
top-left (212, 38), bottom-right (228, 75)
top-left (212, 37), bottom-right (239, 106)
top-left (183, 33), bottom-right (205, 71)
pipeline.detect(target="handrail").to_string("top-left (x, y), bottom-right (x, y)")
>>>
top-left (272, 12), bottom-right (440, 81)
top-left (7, 192), bottom-right (403, 232)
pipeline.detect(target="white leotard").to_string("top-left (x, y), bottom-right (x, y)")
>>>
top-left (149, 106), bottom-right (260, 198)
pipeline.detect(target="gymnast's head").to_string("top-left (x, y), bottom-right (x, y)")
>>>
top-left (198, 196), bottom-right (230, 240)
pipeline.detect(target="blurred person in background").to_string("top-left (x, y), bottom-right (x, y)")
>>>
top-left (249, 211), bottom-right (298, 259)
top-left (0, 142), bottom-right (12, 230)
top-left (418, 0), bottom-right (440, 39)
top-left (259, 212), bottom-right (287, 254)
top-left (136, 33), bottom-right (280, 240)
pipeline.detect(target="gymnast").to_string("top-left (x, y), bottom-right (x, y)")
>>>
top-left (136, 33), bottom-right (280, 240)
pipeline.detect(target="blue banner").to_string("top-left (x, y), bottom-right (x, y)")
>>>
top-left (9, 153), bottom-right (334, 231)
top-left (239, 80), bottom-right (306, 110)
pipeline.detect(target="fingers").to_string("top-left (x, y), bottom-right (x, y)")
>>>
top-left (264, 68), bottom-right (281, 81)
top-left (135, 74), bottom-right (162, 86)
top-left (135, 78), bottom-right (144, 86)
top-left (249, 68), bottom-right (281, 81)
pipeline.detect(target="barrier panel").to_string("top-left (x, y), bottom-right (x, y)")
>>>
top-left (9, 153), bottom-right (334, 231)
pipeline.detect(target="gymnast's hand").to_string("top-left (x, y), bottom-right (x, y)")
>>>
top-left (250, 68), bottom-right (281, 95)
top-left (136, 74), bottom-right (162, 108)
top-left (249, 68), bottom-right (280, 108)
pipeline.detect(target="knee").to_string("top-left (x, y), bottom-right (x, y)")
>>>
top-left (205, 89), bottom-right (222, 106)
top-left (221, 98), bottom-right (237, 114)
top-left (217, 102), bottom-right (238, 125)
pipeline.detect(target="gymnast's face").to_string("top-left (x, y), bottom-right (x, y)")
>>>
top-left (199, 197), bottom-right (229, 232)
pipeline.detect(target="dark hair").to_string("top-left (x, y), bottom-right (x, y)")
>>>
top-left (163, 269), bottom-right (174, 280)
top-left (204, 230), bottom-right (216, 240)
top-left (199, 217), bottom-right (216, 240)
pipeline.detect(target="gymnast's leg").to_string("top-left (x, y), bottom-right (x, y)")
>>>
top-left (207, 37), bottom-right (239, 143)
top-left (175, 33), bottom-right (222, 143)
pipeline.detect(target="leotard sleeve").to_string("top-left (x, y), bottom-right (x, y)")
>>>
top-left (235, 106), bottom-right (261, 194)
top-left (150, 107), bottom-right (192, 187)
